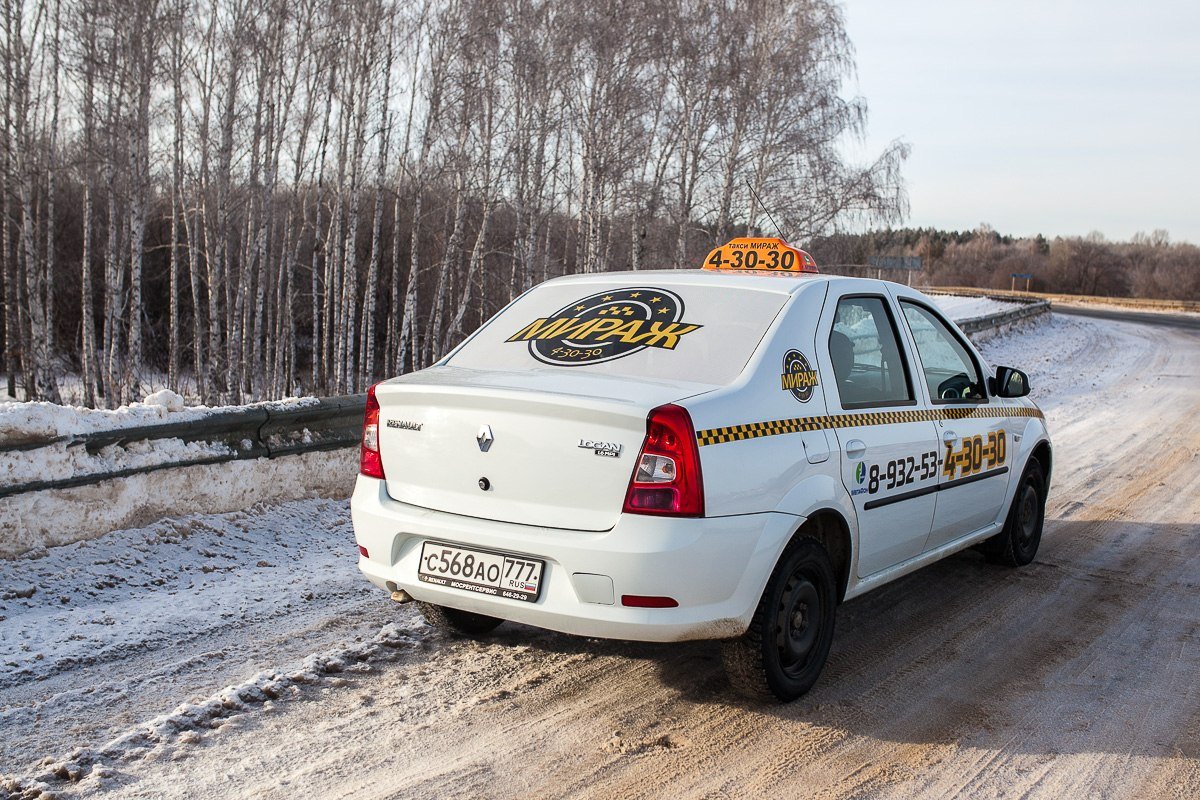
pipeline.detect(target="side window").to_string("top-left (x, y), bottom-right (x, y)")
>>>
top-left (829, 296), bottom-right (913, 408)
top-left (900, 301), bottom-right (986, 402)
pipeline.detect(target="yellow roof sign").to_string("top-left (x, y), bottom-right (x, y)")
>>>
top-left (702, 237), bottom-right (818, 274)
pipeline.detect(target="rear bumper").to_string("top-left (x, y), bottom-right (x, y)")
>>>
top-left (350, 477), bottom-right (801, 642)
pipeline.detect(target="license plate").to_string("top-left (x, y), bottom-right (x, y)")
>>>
top-left (417, 541), bottom-right (544, 603)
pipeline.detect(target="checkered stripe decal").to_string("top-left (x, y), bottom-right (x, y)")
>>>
top-left (695, 406), bottom-right (1044, 447)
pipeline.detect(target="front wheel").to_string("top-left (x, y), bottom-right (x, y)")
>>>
top-left (416, 601), bottom-right (504, 635)
top-left (722, 537), bottom-right (838, 702)
top-left (984, 460), bottom-right (1046, 567)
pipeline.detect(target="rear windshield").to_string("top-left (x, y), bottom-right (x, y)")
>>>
top-left (445, 281), bottom-right (789, 386)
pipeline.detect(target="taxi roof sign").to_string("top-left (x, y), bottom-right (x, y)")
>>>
top-left (702, 237), bottom-right (818, 274)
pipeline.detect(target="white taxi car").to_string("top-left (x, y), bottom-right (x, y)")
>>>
top-left (352, 238), bottom-right (1051, 701)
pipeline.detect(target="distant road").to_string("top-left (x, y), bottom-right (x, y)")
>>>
top-left (1054, 303), bottom-right (1200, 330)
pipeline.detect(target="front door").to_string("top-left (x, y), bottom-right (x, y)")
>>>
top-left (817, 293), bottom-right (940, 578)
top-left (897, 300), bottom-right (1013, 550)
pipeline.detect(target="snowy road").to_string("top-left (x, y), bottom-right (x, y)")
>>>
top-left (3, 311), bottom-right (1199, 798)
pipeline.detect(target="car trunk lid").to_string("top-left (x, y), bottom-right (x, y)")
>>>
top-left (374, 367), bottom-right (714, 531)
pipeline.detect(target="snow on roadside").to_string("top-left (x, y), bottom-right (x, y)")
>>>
top-left (1, 621), bottom-right (425, 798)
top-left (0, 496), bottom-right (429, 796)
top-left (0, 448), bottom-right (357, 558)
top-left (1, 434), bottom-right (235, 488)
top-left (974, 310), bottom-right (1147, 417)
top-left (0, 390), bottom-right (317, 442)
top-left (974, 312), bottom-right (1093, 407)
top-left (926, 294), bottom-right (1021, 321)
top-left (0, 498), bottom-right (358, 687)
top-left (0, 390), bottom-right (329, 530)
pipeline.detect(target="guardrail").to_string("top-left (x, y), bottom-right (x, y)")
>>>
top-left (921, 289), bottom-right (1050, 336)
top-left (0, 394), bottom-right (366, 499)
top-left (923, 286), bottom-right (1200, 314)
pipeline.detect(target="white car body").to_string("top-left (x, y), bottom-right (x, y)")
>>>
top-left (352, 269), bottom-right (1051, 644)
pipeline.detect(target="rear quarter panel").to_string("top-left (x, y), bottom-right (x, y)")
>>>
top-left (687, 282), bottom-right (849, 522)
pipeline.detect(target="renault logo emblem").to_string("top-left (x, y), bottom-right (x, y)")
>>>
top-left (476, 425), bottom-right (494, 453)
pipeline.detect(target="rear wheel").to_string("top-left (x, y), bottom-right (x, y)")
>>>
top-left (984, 460), bottom-right (1046, 567)
top-left (722, 537), bottom-right (837, 702)
top-left (416, 601), bottom-right (504, 635)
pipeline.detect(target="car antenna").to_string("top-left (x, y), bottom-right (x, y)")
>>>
top-left (746, 179), bottom-right (788, 242)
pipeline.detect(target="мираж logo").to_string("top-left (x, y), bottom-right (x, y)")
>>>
top-left (507, 287), bottom-right (702, 366)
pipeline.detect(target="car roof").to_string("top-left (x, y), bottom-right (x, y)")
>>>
top-left (539, 269), bottom-right (913, 298)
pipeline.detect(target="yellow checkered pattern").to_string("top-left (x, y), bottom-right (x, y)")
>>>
top-left (695, 406), bottom-right (1044, 447)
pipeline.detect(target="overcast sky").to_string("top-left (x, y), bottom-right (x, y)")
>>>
top-left (841, 0), bottom-right (1200, 243)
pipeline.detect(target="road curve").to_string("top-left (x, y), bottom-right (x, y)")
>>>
top-left (1053, 302), bottom-right (1200, 330)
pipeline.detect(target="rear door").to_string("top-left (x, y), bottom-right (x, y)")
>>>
top-left (896, 299), bottom-right (1013, 549)
top-left (816, 291), bottom-right (941, 577)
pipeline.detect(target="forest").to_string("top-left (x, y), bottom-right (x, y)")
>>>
top-left (810, 226), bottom-right (1200, 300)
top-left (0, 0), bottom-right (910, 407)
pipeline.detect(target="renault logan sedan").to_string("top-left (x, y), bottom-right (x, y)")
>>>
top-left (351, 238), bottom-right (1051, 701)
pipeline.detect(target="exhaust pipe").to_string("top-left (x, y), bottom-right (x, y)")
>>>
top-left (390, 589), bottom-right (413, 604)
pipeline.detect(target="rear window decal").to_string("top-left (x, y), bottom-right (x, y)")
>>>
top-left (506, 287), bottom-right (702, 366)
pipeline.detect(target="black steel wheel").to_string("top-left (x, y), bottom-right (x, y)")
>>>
top-left (722, 537), bottom-right (837, 702)
top-left (985, 460), bottom-right (1046, 567)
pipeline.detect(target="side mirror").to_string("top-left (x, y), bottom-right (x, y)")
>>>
top-left (991, 366), bottom-right (1030, 398)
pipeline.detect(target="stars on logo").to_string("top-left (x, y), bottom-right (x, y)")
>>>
top-left (657, 307), bottom-right (669, 314)
top-left (602, 295), bottom-right (613, 301)
top-left (574, 305), bottom-right (585, 311)
top-left (649, 296), bottom-right (662, 303)
top-left (629, 292), bottom-right (641, 298)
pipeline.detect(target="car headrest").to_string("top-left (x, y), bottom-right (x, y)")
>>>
top-left (829, 330), bottom-right (854, 380)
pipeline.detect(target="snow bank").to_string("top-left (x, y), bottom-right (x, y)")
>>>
top-left (0, 388), bottom-right (319, 441)
top-left (2, 608), bottom-right (422, 795)
top-left (926, 294), bottom-right (1021, 321)
top-left (0, 391), bottom-right (312, 442)
top-left (0, 391), bottom-right (350, 558)
top-left (975, 310), bottom-right (1117, 407)
top-left (1, 435), bottom-right (235, 488)
top-left (0, 448), bottom-right (357, 558)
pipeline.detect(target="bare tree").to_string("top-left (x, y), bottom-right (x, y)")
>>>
top-left (1, 0), bottom-right (925, 407)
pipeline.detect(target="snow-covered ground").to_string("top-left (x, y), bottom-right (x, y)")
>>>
top-left (0, 448), bottom-right (358, 558)
top-left (0, 390), bottom-right (329, 494)
top-left (0, 391), bottom-right (319, 442)
top-left (0, 498), bottom-right (396, 794)
top-left (11, 307), bottom-right (1195, 800)
top-left (924, 293), bottom-right (1022, 321)
top-left (0, 391), bottom-right (353, 558)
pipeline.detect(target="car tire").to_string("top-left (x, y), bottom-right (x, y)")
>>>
top-left (416, 601), bottom-right (504, 635)
top-left (721, 536), bottom-right (838, 702)
top-left (984, 460), bottom-right (1046, 567)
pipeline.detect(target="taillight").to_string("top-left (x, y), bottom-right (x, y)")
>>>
top-left (360, 384), bottom-right (385, 479)
top-left (622, 404), bottom-right (704, 517)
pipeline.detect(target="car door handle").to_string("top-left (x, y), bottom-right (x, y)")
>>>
top-left (942, 430), bottom-right (959, 444)
top-left (844, 439), bottom-right (867, 459)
